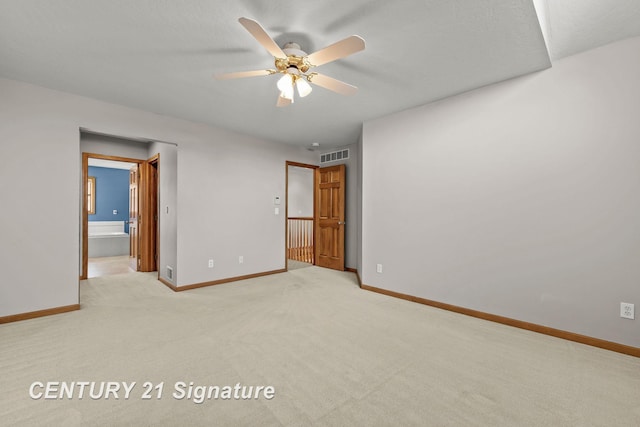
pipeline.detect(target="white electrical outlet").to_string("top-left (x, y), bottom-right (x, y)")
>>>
top-left (239, 256), bottom-right (244, 264)
top-left (376, 263), bottom-right (383, 273)
top-left (208, 259), bottom-right (214, 268)
top-left (620, 302), bottom-right (634, 319)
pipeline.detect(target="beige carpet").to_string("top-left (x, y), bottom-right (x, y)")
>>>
top-left (87, 255), bottom-right (133, 278)
top-left (1, 267), bottom-right (639, 426)
top-left (287, 259), bottom-right (313, 271)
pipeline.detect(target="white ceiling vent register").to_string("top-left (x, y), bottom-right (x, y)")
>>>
top-left (321, 149), bottom-right (349, 164)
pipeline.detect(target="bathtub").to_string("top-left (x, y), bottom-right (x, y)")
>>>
top-left (88, 221), bottom-right (129, 257)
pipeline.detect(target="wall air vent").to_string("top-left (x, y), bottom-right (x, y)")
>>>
top-left (320, 149), bottom-right (349, 164)
top-left (166, 266), bottom-right (173, 280)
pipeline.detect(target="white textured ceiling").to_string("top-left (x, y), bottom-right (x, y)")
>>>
top-left (0, 1), bottom-right (638, 148)
top-left (542, 0), bottom-right (640, 60)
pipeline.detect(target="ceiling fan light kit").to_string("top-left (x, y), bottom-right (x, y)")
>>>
top-left (296, 77), bottom-right (313, 98)
top-left (214, 17), bottom-right (365, 107)
top-left (277, 73), bottom-right (295, 100)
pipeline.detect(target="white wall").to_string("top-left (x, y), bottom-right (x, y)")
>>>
top-left (356, 134), bottom-right (363, 276)
top-left (362, 37), bottom-right (640, 348)
top-left (149, 141), bottom-right (178, 284)
top-left (175, 132), bottom-right (317, 285)
top-left (0, 82), bottom-right (80, 316)
top-left (0, 77), bottom-right (316, 316)
top-left (81, 133), bottom-right (150, 159)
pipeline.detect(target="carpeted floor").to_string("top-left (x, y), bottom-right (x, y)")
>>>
top-left (1, 267), bottom-right (639, 426)
top-left (286, 259), bottom-right (313, 271)
top-left (87, 255), bottom-right (133, 278)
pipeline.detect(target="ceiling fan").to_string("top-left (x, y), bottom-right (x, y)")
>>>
top-left (214, 17), bottom-right (365, 107)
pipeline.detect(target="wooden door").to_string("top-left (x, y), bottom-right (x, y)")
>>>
top-left (315, 164), bottom-right (345, 270)
top-left (129, 165), bottom-right (139, 271)
top-left (148, 160), bottom-right (158, 271)
top-left (138, 159), bottom-right (158, 272)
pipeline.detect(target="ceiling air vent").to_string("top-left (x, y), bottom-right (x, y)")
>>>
top-left (320, 149), bottom-right (349, 164)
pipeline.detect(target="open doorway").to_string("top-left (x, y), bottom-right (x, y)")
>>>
top-left (81, 153), bottom-right (158, 279)
top-left (286, 162), bottom-right (317, 271)
top-left (86, 157), bottom-right (137, 278)
top-left (285, 161), bottom-right (347, 272)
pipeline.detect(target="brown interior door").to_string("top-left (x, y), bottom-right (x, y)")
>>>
top-left (148, 161), bottom-right (158, 271)
top-left (315, 164), bottom-right (345, 270)
top-left (129, 165), bottom-right (139, 271)
top-left (138, 159), bottom-right (158, 272)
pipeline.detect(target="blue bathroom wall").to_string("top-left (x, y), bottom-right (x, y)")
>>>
top-left (88, 166), bottom-right (130, 233)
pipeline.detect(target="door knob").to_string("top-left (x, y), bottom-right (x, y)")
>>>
top-left (338, 221), bottom-right (346, 225)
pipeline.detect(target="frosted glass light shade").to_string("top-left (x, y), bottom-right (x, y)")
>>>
top-left (277, 74), bottom-right (294, 100)
top-left (296, 78), bottom-right (313, 97)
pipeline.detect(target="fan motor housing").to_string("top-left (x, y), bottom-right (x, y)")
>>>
top-left (275, 43), bottom-right (311, 73)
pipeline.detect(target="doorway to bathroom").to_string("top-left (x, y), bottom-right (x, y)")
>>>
top-left (81, 153), bottom-right (158, 279)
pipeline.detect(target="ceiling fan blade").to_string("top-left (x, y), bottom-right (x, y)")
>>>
top-left (214, 69), bottom-right (275, 80)
top-left (238, 17), bottom-right (287, 59)
top-left (276, 95), bottom-right (292, 107)
top-left (306, 35), bottom-right (365, 67)
top-left (307, 73), bottom-right (358, 96)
